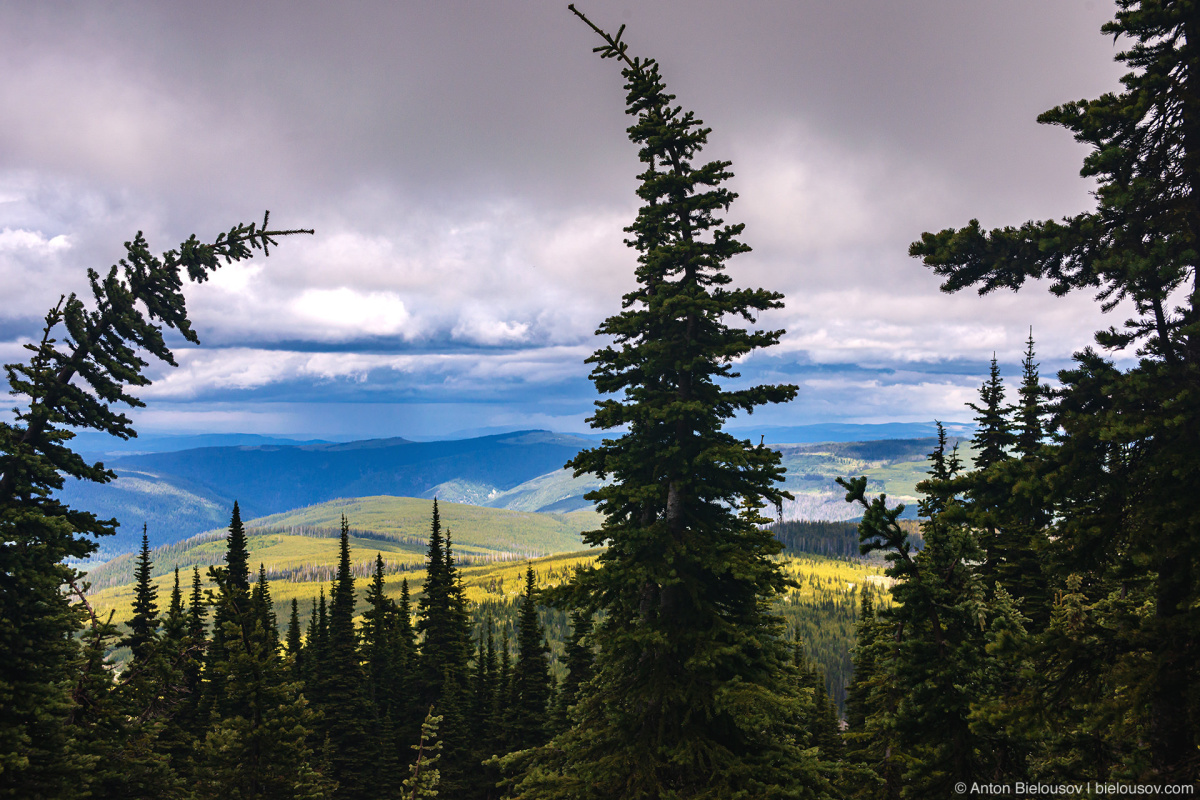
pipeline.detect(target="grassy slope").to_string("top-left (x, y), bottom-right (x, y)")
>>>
top-left (247, 495), bottom-right (588, 554)
top-left (85, 496), bottom-right (594, 593)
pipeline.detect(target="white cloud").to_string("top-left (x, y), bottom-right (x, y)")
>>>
top-left (0, 227), bottom-right (70, 254)
top-left (134, 344), bottom-right (593, 400)
top-left (291, 288), bottom-right (415, 339)
top-left (452, 314), bottom-right (530, 346)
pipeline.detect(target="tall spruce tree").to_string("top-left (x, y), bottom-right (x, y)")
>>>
top-left (0, 214), bottom-right (308, 797)
top-left (197, 556), bottom-right (330, 799)
top-left (224, 502), bottom-right (250, 593)
top-left (510, 565), bottom-right (552, 751)
top-left (910, 0), bottom-right (1200, 780)
top-left (164, 567), bottom-right (185, 644)
top-left (252, 563), bottom-right (279, 652)
top-left (392, 578), bottom-right (419, 750)
top-left (509, 10), bottom-right (829, 798)
top-left (362, 553), bottom-right (396, 716)
top-left (415, 512), bottom-right (472, 798)
top-left (991, 334), bottom-right (1051, 629)
top-left (842, 588), bottom-right (902, 800)
top-left (323, 516), bottom-right (372, 800)
top-left (417, 501), bottom-right (471, 703)
top-left (202, 503), bottom-right (254, 722)
top-left (177, 566), bottom-right (209, 748)
top-left (287, 598), bottom-right (303, 665)
top-left (125, 526), bottom-right (161, 662)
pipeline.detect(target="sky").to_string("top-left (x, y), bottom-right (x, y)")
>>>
top-left (0, 1), bottom-right (1129, 440)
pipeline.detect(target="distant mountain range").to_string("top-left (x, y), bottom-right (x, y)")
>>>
top-left (59, 425), bottom-right (963, 561)
top-left (60, 430), bottom-right (594, 558)
top-left (726, 421), bottom-right (972, 444)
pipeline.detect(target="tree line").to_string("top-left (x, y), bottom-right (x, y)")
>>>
top-left (4, 1), bottom-right (1198, 796)
top-left (53, 496), bottom-right (593, 799)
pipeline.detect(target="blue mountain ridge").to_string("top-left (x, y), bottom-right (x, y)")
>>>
top-left (58, 430), bottom-right (592, 557)
top-left (58, 425), bottom-right (958, 560)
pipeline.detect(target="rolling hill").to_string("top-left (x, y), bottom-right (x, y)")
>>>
top-left (83, 495), bottom-right (600, 594)
top-left (59, 428), bottom-right (961, 560)
top-left (59, 430), bottom-right (594, 556)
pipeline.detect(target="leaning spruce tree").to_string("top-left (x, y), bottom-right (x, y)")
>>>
top-left (508, 9), bottom-right (830, 799)
top-left (0, 213), bottom-right (310, 798)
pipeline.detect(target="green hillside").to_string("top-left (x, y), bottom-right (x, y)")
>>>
top-left (84, 495), bottom-right (594, 594)
top-left (247, 495), bottom-right (589, 553)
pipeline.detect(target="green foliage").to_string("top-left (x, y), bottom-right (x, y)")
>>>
top-left (502, 9), bottom-right (831, 798)
top-left (321, 516), bottom-right (373, 800)
top-left (402, 708), bottom-right (443, 800)
top-left (909, 0), bottom-right (1200, 781)
top-left (0, 214), bottom-right (308, 798)
top-left (195, 511), bottom-right (330, 799)
top-left (125, 527), bottom-right (160, 662)
top-left (510, 564), bottom-right (553, 751)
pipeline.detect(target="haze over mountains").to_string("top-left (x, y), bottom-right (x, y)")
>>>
top-left (61, 423), bottom-right (966, 560)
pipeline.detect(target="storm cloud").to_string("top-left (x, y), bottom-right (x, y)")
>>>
top-left (0, 1), bottom-right (1125, 438)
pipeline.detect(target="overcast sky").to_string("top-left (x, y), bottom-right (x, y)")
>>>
top-left (0, 1), bottom-right (1128, 439)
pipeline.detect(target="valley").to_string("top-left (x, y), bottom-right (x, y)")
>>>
top-left (62, 429), bottom-right (960, 561)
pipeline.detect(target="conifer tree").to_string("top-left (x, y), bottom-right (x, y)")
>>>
top-left (402, 707), bottom-right (443, 800)
top-left (225, 502), bottom-right (250, 593)
top-left (288, 598), bottom-right (304, 663)
top-left (468, 615), bottom-right (502, 800)
top-left (196, 561), bottom-right (330, 799)
top-left (252, 563), bottom-right (279, 652)
top-left (414, 512), bottom-right (472, 796)
top-left (792, 642), bottom-right (841, 760)
top-left (510, 565), bottom-right (552, 751)
top-left (202, 504), bottom-right (255, 722)
top-left (0, 214), bottom-right (309, 797)
top-left (432, 668), bottom-right (470, 799)
top-left (177, 566), bottom-right (209, 745)
top-left (991, 334), bottom-right (1051, 628)
top-left (840, 427), bottom-right (980, 794)
top-left (305, 587), bottom-right (331, 717)
top-left (511, 10), bottom-right (829, 798)
top-left (392, 578), bottom-right (420, 748)
top-left (470, 631), bottom-right (491, 733)
top-left (323, 516), bottom-right (372, 800)
top-left (188, 565), bottom-right (207, 643)
top-left (164, 567), bottom-right (186, 645)
top-left (968, 356), bottom-right (1015, 471)
top-left (963, 357), bottom-right (1017, 586)
top-left (490, 628), bottom-right (513, 755)
top-left (552, 609), bottom-right (593, 734)
top-left (910, 1), bottom-right (1200, 779)
top-left (70, 610), bottom-right (182, 799)
top-left (125, 526), bottom-right (161, 662)
top-left (417, 502), bottom-right (471, 704)
top-left (1014, 330), bottom-right (1044, 460)
top-left (152, 566), bottom-right (195, 783)
top-left (842, 589), bottom-right (901, 800)
top-left (363, 553), bottom-right (396, 714)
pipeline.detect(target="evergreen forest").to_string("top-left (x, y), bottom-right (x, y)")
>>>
top-left (2, 3), bottom-right (1199, 797)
